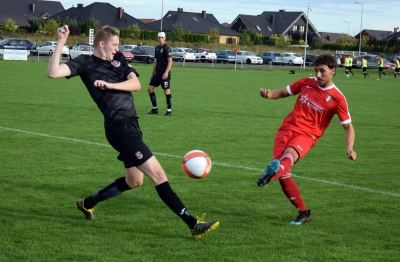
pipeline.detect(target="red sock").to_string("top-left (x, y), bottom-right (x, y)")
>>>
top-left (279, 175), bottom-right (307, 212)
top-left (271, 152), bottom-right (294, 180)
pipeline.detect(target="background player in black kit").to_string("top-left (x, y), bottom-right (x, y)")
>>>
top-left (147, 32), bottom-right (173, 116)
top-left (46, 25), bottom-right (219, 239)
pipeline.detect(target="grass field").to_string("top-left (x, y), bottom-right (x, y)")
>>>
top-left (1, 59), bottom-right (399, 262)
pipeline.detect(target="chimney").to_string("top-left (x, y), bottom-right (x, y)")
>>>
top-left (77, 3), bottom-right (84, 8)
top-left (117, 7), bottom-right (123, 19)
top-left (395, 27), bottom-right (398, 33)
top-left (327, 34), bottom-right (331, 41)
top-left (279, 9), bottom-right (285, 12)
top-left (270, 15), bottom-right (274, 26)
top-left (30, 3), bottom-right (35, 13)
top-left (201, 10), bottom-right (206, 18)
top-left (177, 8), bottom-right (183, 12)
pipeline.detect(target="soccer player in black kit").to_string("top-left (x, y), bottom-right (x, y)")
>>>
top-left (47, 25), bottom-right (219, 239)
top-left (147, 32), bottom-right (173, 116)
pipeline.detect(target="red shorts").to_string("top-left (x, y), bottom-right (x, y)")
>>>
top-left (273, 129), bottom-right (317, 161)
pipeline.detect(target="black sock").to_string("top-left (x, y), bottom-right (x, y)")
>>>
top-left (155, 181), bottom-right (197, 229)
top-left (166, 94), bottom-right (172, 110)
top-left (83, 177), bottom-right (131, 209)
top-left (149, 92), bottom-right (157, 108)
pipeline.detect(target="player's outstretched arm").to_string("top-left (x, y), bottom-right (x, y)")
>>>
top-left (94, 72), bottom-right (141, 92)
top-left (47, 25), bottom-right (71, 78)
top-left (343, 122), bottom-right (357, 160)
top-left (260, 87), bottom-right (289, 100)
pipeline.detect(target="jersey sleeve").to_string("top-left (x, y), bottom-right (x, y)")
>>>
top-left (117, 52), bottom-right (139, 79)
top-left (337, 97), bottom-right (352, 124)
top-left (287, 78), bottom-right (306, 96)
top-left (164, 45), bottom-right (172, 59)
top-left (65, 55), bottom-right (88, 78)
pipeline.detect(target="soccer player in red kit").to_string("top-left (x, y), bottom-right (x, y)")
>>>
top-left (257, 54), bottom-right (357, 225)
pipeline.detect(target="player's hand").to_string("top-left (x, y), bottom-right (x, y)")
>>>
top-left (260, 88), bottom-right (272, 99)
top-left (94, 80), bottom-right (111, 90)
top-left (57, 25), bottom-right (70, 41)
top-left (347, 149), bottom-right (357, 160)
top-left (162, 73), bottom-right (168, 80)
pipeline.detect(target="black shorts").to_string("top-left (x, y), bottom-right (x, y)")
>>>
top-left (395, 68), bottom-right (400, 73)
top-left (106, 118), bottom-right (153, 168)
top-left (379, 67), bottom-right (384, 72)
top-left (362, 67), bottom-right (367, 72)
top-left (346, 66), bottom-right (352, 71)
top-left (149, 72), bottom-right (171, 90)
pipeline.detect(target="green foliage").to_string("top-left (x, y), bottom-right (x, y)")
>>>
top-left (0, 61), bottom-right (400, 262)
top-left (38, 19), bottom-right (59, 39)
top-left (311, 36), bottom-right (323, 49)
top-left (170, 23), bottom-right (184, 42)
top-left (271, 34), bottom-right (290, 49)
top-left (28, 16), bottom-right (39, 33)
top-left (208, 27), bottom-right (219, 44)
top-left (336, 34), bottom-right (357, 46)
top-left (3, 18), bottom-right (17, 35)
top-left (126, 24), bottom-right (141, 39)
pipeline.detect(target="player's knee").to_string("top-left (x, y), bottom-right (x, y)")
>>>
top-left (126, 178), bottom-right (143, 189)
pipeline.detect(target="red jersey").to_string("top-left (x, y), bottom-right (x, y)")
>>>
top-left (278, 77), bottom-right (351, 139)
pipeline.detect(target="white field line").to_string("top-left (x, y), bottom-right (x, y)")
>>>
top-left (1, 126), bottom-right (399, 198)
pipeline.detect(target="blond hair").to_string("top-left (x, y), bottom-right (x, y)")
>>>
top-left (93, 25), bottom-right (119, 48)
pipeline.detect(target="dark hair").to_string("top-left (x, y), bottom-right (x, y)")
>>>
top-left (313, 54), bottom-right (337, 69)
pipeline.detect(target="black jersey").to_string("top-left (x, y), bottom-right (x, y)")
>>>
top-left (154, 44), bottom-right (171, 73)
top-left (65, 52), bottom-right (139, 128)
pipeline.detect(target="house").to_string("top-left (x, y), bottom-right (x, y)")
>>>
top-left (0, 0), bottom-right (64, 27)
top-left (50, 2), bottom-right (154, 31)
top-left (163, 8), bottom-right (220, 25)
top-left (229, 10), bottom-right (320, 40)
top-left (319, 32), bottom-right (347, 44)
top-left (147, 8), bottom-right (241, 44)
top-left (355, 29), bottom-right (394, 41)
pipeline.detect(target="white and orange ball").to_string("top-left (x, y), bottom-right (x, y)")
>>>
top-left (182, 150), bottom-right (212, 179)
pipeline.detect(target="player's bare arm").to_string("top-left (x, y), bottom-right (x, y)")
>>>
top-left (343, 122), bottom-right (357, 160)
top-left (47, 25), bottom-right (71, 78)
top-left (94, 72), bottom-right (141, 92)
top-left (260, 87), bottom-right (289, 100)
top-left (162, 57), bottom-right (173, 80)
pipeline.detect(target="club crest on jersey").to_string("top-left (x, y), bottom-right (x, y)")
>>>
top-left (160, 49), bottom-right (163, 53)
top-left (111, 60), bottom-right (121, 67)
top-left (326, 94), bottom-right (333, 102)
top-left (135, 151), bottom-right (143, 159)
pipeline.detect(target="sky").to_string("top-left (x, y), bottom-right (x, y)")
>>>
top-left (57, 0), bottom-right (400, 35)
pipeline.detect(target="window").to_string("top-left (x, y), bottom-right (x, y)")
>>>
top-left (192, 16), bottom-right (199, 22)
top-left (256, 25), bottom-right (261, 31)
top-left (267, 26), bottom-right (272, 32)
top-left (300, 26), bottom-right (305, 32)
top-left (293, 25), bottom-right (298, 31)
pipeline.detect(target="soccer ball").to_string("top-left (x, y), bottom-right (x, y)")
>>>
top-left (182, 150), bottom-right (212, 179)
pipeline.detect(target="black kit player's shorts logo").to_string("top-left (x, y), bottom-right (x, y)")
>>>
top-left (135, 151), bottom-right (143, 159)
top-left (111, 60), bottom-right (121, 67)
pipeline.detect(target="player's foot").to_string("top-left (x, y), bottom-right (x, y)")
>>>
top-left (75, 199), bottom-right (96, 220)
top-left (190, 213), bottom-right (219, 239)
top-left (377, 78), bottom-right (380, 80)
top-left (165, 111), bottom-right (172, 116)
top-left (257, 159), bottom-right (280, 187)
top-left (148, 108), bottom-right (159, 114)
top-left (290, 209), bottom-right (312, 225)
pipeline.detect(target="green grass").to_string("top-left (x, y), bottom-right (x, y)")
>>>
top-left (0, 60), bottom-right (399, 262)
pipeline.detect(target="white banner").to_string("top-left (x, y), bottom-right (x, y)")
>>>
top-left (3, 50), bottom-right (28, 60)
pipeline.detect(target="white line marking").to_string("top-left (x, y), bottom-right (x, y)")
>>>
top-left (1, 126), bottom-right (399, 197)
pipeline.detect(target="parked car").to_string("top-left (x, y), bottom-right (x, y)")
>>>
top-left (122, 44), bottom-right (137, 52)
top-left (33, 41), bottom-right (69, 57)
top-left (0, 38), bottom-right (36, 56)
top-left (193, 48), bottom-right (217, 63)
top-left (215, 50), bottom-right (237, 63)
top-left (386, 55), bottom-right (400, 63)
top-left (334, 54), bottom-right (353, 67)
top-left (352, 55), bottom-right (394, 69)
top-left (118, 46), bottom-right (133, 62)
top-left (281, 52), bottom-right (303, 65)
top-left (257, 52), bottom-right (282, 65)
top-left (69, 44), bottom-right (93, 59)
top-left (130, 45), bottom-right (155, 64)
top-left (305, 54), bottom-right (318, 66)
top-left (236, 51), bottom-right (263, 64)
top-left (171, 47), bottom-right (196, 62)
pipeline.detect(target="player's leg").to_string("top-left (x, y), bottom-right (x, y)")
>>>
top-left (161, 73), bottom-right (172, 116)
top-left (345, 67), bottom-right (349, 77)
top-left (138, 155), bottom-right (219, 239)
top-left (148, 76), bottom-right (159, 114)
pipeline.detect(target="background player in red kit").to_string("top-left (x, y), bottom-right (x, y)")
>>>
top-left (256, 54), bottom-right (357, 225)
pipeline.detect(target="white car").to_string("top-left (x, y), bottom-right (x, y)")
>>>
top-left (193, 48), bottom-right (217, 62)
top-left (33, 41), bottom-right (69, 57)
top-left (170, 47), bottom-right (196, 62)
top-left (281, 52), bottom-right (304, 65)
top-left (235, 51), bottom-right (263, 64)
top-left (69, 45), bottom-right (93, 59)
top-left (122, 44), bottom-right (137, 52)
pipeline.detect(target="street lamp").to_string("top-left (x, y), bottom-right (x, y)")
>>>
top-left (303, 3), bottom-right (312, 70)
top-left (343, 21), bottom-right (350, 35)
top-left (160, 0), bottom-right (164, 31)
top-left (190, 9), bottom-right (197, 15)
top-left (355, 2), bottom-right (363, 55)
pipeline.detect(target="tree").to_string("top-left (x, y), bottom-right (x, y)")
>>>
top-left (170, 23), bottom-right (183, 42)
top-left (336, 34), bottom-right (357, 46)
top-left (3, 18), bottom-right (17, 35)
top-left (127, 24), bottom-right (141, 39)
top-left (28, 16), bottom-right (39, 33)
top-left (311, 36), bottom-right (323, 49)
top-left (271, 34), bottom-right (290, 49)
top-left (208, 28), bottom-right (219, 43)
top-left (38, 19), bottom-right (59, 38)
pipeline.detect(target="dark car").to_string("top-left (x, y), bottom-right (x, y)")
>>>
top-left (0, 38), bottom-right (36, 55)
top-left (130, 45), bottom-right (155, 64)
top-left (386, 55), bottom-right (400, 63)
top-left (215, 50), bottom-right (236, 63)
top-left (256, 52), bottom-right (282, 65)
top-left (305, 54), bottom-right (318, 66)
